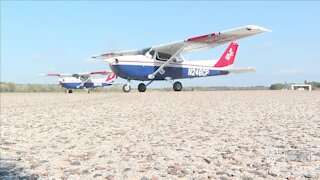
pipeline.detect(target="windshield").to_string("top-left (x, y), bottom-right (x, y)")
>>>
top-left (137, 47), bottom-right (151, 55)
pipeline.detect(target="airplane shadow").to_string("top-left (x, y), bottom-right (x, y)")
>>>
top-left (0, 156), bottom-right (39, 180)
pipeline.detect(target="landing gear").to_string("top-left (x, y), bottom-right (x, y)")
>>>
top-left (65, 89), bottom-right (73, 93)
top-left (137, 81), bottom-right (153, 92)
top-left (84, 87), bottom-right (91, 93)
top-left (138, 83), bottom-right (146, 92)
top-left (122, 84), bottom-right (131, 93)
top-left (173, 81), bottom-right (182, 91)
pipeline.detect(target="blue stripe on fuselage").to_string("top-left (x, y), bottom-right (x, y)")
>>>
top-left (110, 64), bottom-right (229, 81)
top-left (59, 82), bottom-right (110, 89)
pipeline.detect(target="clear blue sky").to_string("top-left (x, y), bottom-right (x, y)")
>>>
top-left (1, 1), bottom-right (320, 87)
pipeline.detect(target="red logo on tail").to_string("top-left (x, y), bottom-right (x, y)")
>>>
top-left (214, 42), bottom-right (238, 67)
top-left (106, 73), bottom-right (116, 83)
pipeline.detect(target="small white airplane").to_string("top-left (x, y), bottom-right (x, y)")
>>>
top-left (40, 71), bottom-right (117, 93)
top-left (93, 25), bottom-right (271, 92)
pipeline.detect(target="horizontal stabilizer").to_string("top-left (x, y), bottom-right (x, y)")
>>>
top-left (38, 73), bottom-right (72, 77)
top-left (226, 67), bottom-right (256, 73)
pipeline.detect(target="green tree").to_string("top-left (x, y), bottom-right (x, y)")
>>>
top-left (270, 83), bottom-right (285, 90)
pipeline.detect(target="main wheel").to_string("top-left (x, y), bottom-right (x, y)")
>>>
top-left (138, 83), bottom-right (146, 92)
top-left (173, 81), bottom-right (182, 91)
top-left (122, 84), bottom-right (131, 93)
top-left (68, 89), bottom-right (73, 93)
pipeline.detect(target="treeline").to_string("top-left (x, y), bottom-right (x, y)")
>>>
top-left (2, 81), bottom-right (319, 92)
top-left (1, 82), bottom-right (270, 93)
top-left (157, 86), bottom-right (269, 91)
top-left (0, 82), bottom-right (63, 92)
top-left (0, 82), bottom-right (126, 93)
top-left (270, 82), bottom-right (320, 90)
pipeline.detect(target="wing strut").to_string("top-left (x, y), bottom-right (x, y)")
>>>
top-left (76, 76), bottom-right (91, 88)
top-left (148, 45), bottom-right (185, 80)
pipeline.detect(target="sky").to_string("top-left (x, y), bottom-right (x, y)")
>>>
top-left (1, 1), bottom-right (320, 88)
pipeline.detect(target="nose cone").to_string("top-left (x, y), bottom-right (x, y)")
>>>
top-left (105, 58), bottom-right (113, 64)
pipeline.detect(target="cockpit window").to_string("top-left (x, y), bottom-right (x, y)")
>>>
top-left (156, 52), bottom-right (172, 61)
top-left (149, 50), bottom-right (155, 56)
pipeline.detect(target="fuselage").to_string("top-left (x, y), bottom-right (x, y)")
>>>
top-left (108, 55), bottom-right (229, 81)
top-left (59, 77), bottom-right (111, 89)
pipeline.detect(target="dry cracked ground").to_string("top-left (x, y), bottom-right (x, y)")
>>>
top-left (1, 91), bottom-right (320, 179)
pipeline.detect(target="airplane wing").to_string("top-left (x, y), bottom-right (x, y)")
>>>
top-left (152, 25), bottom-right (271, 55)
top-left (92, 25), bottom-right (270, 59)
top-left (78, 71), bottom-right (112, 76)
top-left (39, 71), bottom-right (114, 78)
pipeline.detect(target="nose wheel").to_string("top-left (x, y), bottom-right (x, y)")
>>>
top-left (122, 84), bottom-right (131, 93)
top-left (173, 81), bottom-right (182, 91)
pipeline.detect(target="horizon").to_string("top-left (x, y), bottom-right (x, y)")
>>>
top-left (1, 80), bottom-right (319, 88)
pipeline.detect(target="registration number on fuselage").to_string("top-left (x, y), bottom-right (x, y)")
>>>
top-left (188, 68), bottom-right (209, 77)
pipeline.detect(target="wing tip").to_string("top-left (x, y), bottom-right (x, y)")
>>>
top-left (246, 25), bottom-right (272, 33)
top-left (91, 55), bottom-right (103, 59)
top-left (250, 67), bottom-right (256, 72)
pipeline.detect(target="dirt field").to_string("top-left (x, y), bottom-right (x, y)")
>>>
top-left (1, 91), bottom-right (319, 179)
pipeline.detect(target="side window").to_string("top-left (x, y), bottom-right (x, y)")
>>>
top-left (156, 52), bottom-right (172, 61)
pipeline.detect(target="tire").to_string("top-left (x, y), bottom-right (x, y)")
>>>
top-left (122, 84), bottom-right (131, 93)
top-left (138, 83), bottom-right (146, 92)
top-left (68, 89), bottom-right (73, 93)
top-left (173, 81), bottom-right (182, 91)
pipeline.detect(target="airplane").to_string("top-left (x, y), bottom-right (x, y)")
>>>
top-left (40, 71), bottom-right (117, 93)
top-left (92, 25), bottom-right (271, 92)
